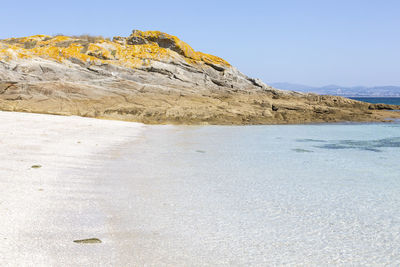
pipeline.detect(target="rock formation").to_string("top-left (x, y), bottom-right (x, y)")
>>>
top-left (0, 30), bottom-right (399, 124)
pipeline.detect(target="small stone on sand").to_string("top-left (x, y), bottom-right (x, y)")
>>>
top-left (73, 238), bottom-right (102, 244)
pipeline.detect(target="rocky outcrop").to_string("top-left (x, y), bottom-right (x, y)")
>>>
top-left (0, 30), bottom-right (399, 124)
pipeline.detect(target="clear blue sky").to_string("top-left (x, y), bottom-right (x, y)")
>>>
top-left (1, 0), bottom-right (399, 86)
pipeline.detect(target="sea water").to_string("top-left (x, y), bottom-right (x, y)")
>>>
top-left (350, 97), bottom-right (400, 105)
top-left (106, 122), bottom-right (400, 265)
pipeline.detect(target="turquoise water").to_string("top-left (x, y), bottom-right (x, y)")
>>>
top-left (350, 97), bottom-right (400, 105)
top-left (106, 123), bottom-right (400, 265)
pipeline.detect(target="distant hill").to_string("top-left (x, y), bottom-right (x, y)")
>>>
top-left (270, 83), bottom-right (400, 97)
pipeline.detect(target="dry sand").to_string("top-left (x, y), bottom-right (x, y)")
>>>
top-left (0, 111), bottom-right (143, 266)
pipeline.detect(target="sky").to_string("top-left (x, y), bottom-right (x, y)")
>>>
top-left (1, 0), bottom-right (399, 87)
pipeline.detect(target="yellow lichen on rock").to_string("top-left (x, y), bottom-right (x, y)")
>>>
top-left (127, 30), bottom-right (230, 68)
top-left (199, 52), bottom-right (229, 66)
top-left (0, 30), bottom-right (231, 70)
top-left (0, 43), bottom-right (32, 61)
top-left (129, 30), bottom-right (197, 58)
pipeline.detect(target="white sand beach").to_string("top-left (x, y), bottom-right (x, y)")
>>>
top-left (0, 111), bottom-right (144, 266)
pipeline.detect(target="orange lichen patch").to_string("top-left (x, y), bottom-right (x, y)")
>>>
top-left (2, 35), bottom-right (52, 49)
top-left (86, 43), bottom-right (115, 60)
top-left (3, 35), bottom-right (46, 43)
top-left (62, 43), bottom-right (89, 60)
top-left (122, 43), bottom-right (173, 61)
top-left (128, 30), bottom-right (231, 67)
top-left (0, 48), bottom-right (14, 61)
top-left (49, 35), bottom-right (70, 42)
top-left (30, 46), bottom-right (63, 61)
top-left (0, 31), bottom-right (231, 70)
top-left (0, 42), bottom-right (31, 60)
top-left (38, 35), bottom-right (73, 47)
top-left (197, 52), bottom-right (230, 67)
top-left (129, 30), bottom-right (196, 58)
top-left (31, 44), bottom-right (98, 64)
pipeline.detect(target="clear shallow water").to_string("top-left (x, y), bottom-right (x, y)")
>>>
top-left (350, 97), bottom-right (400, 105)
top-left (106, 123), bottom-right (400, 265)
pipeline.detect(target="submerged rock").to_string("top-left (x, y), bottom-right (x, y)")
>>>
top-left (292, 148), bottom-right (314, 153)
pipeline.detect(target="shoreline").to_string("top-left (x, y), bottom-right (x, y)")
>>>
top-left (0, 106), bottom-right (399, 126)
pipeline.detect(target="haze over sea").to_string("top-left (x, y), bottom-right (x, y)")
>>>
top-left (105, 122), bottom-right (400, 265)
